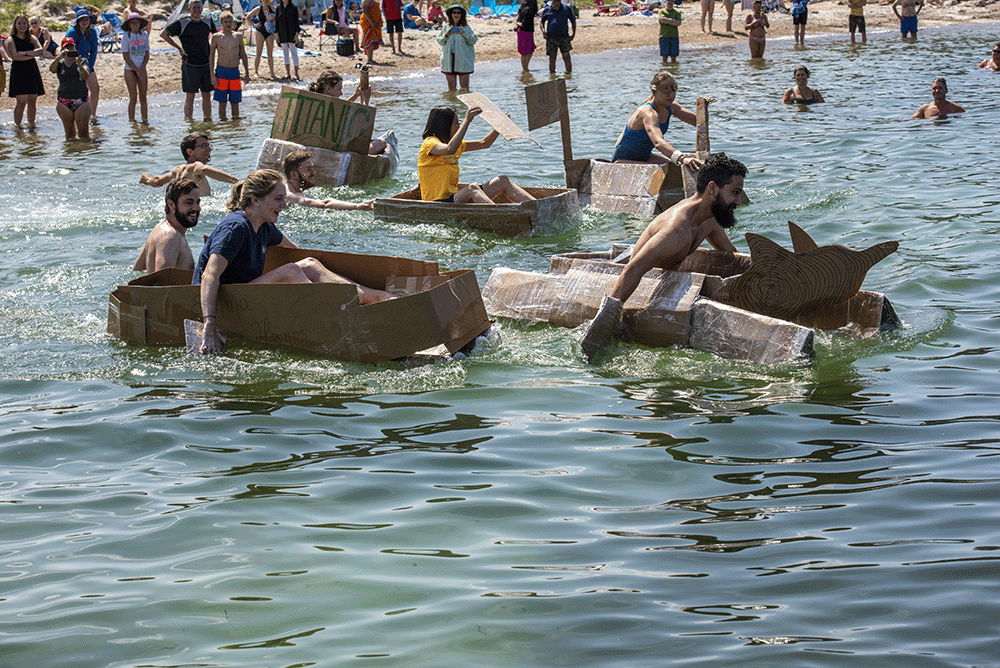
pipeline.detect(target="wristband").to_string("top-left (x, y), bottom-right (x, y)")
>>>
top-left (670, 150), bottom-right (683, 165)
top-left (204, 315), bottom-right (216, 320)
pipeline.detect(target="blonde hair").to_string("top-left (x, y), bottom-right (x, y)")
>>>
top-left (227, 169), bottom-right (285, 212)
top-left (646, 71), bottom-right (677, 103)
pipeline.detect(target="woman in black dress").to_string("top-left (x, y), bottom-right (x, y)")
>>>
top-left (5, 14), bottom-right (45, 127)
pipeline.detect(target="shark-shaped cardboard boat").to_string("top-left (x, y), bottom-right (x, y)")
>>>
top-left (482, 223), bottom-right (900, 364)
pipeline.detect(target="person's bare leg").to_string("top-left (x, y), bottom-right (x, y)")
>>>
top-left (458, 73), bottom-right (470, 89)
top-left (294, 258), bottom-right (395, 304)
top-left (548, 53), bottom-right (556, 73)
top-left (482, 176), bottom-right (534, 203)
top-left (87, 71), bottom-right (100, 119)
top-left (77, 101), bottom-right (92, 138)
top-left (232, 102), bottom-right (240, 119)
top-left (454, 183), bottom-right (495, 204)
top-left (445, 72), bottom-right (457, 90)
top-left (56, 102), bottom-right (76, 139)
top-left (562, 52), bottom-right (572, 74)
top-left (201, 91), bottom-right (212, 121)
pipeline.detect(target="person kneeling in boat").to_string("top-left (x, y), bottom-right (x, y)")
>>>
top-left (282, 150), bottom-right (374, 211)
top-left (133, 178), bottom-right (201, 274)
top-left (611, 72), bottom-right (707, 171)
top-left (418, 105), bottom-right (535, 204)
top-left (307, 69), bottom-right (390, 156)
top-left (194, 169), bottom-right (395, 354)
top-left (580, 153), bottom-right (747, 362)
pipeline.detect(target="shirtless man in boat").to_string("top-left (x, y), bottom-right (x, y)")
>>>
top-left (911, 78), bottom-right (966, 118)
top-left (133, 178), bottom-right (201, 274)
top-left (281, 150), bottom-right (374, 211)
top-left (580, 153), bottom-right (747, 362)
top-left (139, 132), bottom-right (239, 197)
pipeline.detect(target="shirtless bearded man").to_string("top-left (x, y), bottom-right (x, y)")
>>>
top-left (580, 153), bottom-right (747, 362)
top-left (133, 178), bottom-right (200, 273)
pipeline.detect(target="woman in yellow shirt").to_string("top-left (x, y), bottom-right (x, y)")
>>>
top-left (417, 105), bottom-right (534, 203)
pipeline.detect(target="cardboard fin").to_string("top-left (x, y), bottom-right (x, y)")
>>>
top-left (788, 221), bottom-right (819, 253)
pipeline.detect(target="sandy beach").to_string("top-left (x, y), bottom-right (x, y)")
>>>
top-left (3, 0), bottom-right (998, 114)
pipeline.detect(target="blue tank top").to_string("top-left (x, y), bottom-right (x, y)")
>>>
top-left (611, 102), bottom-right (672, 162)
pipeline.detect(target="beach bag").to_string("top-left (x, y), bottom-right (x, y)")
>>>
top-left (337, 37), bottom-right (355, 56)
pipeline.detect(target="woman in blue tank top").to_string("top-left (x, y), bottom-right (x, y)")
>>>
top-left (611, 71), bottom-right (705, 169)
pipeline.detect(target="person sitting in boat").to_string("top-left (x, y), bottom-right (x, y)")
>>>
top-left (781, 65), bottom-right (825, 105)
top-left (306, 69), bottom-right (390, 156)
top-left (193, 169), bottom-right (396, 354)
top-left (612, 71), bottom-right (706, 170)
top-left (133, 178), bottom-right (201, 274)
top-left (281, 150), bottom-right (374, 210)
top-left (418, 105), bottom-right (536, 204)
top-left (140, 132), bottom-right (239, 197)
top-left (580, 153), bottom-right (747, 362)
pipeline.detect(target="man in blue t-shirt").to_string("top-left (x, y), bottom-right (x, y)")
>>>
top-left (160, 0), bottom-right (217, 121)
top-left (540, 0), bottom-right (576, 74)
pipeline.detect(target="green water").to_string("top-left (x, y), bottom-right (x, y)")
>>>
top-left (2, 23), bottom-right (999, 667)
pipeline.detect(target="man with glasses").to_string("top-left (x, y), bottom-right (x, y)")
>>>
top-left (977, 42), bottom-right (1000, 71)
top-left (911, 78), bottom-right (966, 119)
top-left (140, 133), bottom-right (239, 197)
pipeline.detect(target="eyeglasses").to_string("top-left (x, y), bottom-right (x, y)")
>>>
top-left (196, 142), bottom-right (211, 149)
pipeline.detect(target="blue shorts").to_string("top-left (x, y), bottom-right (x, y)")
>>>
top-left (900, 14), bottom-right (917, 34)
top-left (213, 65), bottom-right (243, 103)
top-left (659, 36), bottom-right (679, 58)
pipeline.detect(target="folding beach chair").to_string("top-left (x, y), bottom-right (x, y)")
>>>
top-left (100, 12), bottom-right (123, 52)
top-left (318, 10), bottom-right (339, 51)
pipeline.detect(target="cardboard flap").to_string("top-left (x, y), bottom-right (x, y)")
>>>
top-left (264, 246), bottom-right (440, 287)
top-left (457, 92), bottom-right (533, 141)
top-left (108, 291), bottom-right (147, 344)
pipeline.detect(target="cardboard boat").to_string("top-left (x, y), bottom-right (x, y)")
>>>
top-left (372, 186), bottom-right (580, 237)
top-left (256, 133), bottom-right (399, 187)
top-left (255, 85), bottom-right (398, 186)
top-left (108, 246), bottom-right (491, 363)
top-left (524, 79), bottom-right (745, 217)
top-left (482, 239), bottom-right (900, 365)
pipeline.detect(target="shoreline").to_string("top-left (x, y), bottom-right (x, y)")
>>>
top-left (3, 2), bottom-right (999, 114)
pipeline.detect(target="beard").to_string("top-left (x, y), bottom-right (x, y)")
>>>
top-left (178, 208), bottom-right (200, 229)
top-left (710, 194), bottom-right (738, 229)
top-left (300, 174), bottom-right (316, 191)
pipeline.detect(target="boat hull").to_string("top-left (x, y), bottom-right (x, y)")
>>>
top-left (256, 134), bottom-right (399, 187)
top-left (564, 158), bottom-right (684, 217)
top-left (373, 186), bottom-right (580, 237)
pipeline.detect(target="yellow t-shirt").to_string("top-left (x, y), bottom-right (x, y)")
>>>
top-left (849, 0), bottom-right (866, 16)
top-left (418, 137), bottom-right (467, 201)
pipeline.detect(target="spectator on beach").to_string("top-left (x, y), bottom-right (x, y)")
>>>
top-left (911, 77), bottom-right (965, 118)
top-left (299, 0), bottom-right (318, 24)
top-left (848, 0), bottom-right (866, 43)
top-left (210, 11), bottom-right (250, 120)
top-left (161, 0), bottom-right (217, 121)
top-left (28, 17), bottom-right (55, 58)
top-left (418, 105), bottom-right (536, 203)
top-left (790, 0), bottom-right (807, 45)
top-left (193, 169), bottom-right (396, 354)
top-left (722, 0), bottom-right (736, 32)
top-left (437, 4), bottom-right (477, 90)
top-left (282, 150), bottom-right (375, 210)
top-left (5, 14), bottom-right (45, 129)
top-left (324, 0), bottom-right (361, 52)
top-left (50, 38), bottom-right (90, 139)
top-left (978, 42), bottom-right (1000, 70)
top-left (892, 0), bottom-right (921, 39)
top-left (428, 0), bottom-right (446, 27)
top-left (745, 0), bottom-right (768, 57)
top-left (700, 0), bottom-right (714, 33)
top-left (540, 0), bottom-right (575, 74)
top-left (65, 7), bottom-right (101, 121)
top-left (245, 0), bottom-right (278, 79)
top-left (275, 0), bottom-right (301, 81)
top-left (140, 133), bottom-right (240, 197)
top-left (0, 40), bottom-right (7, 99)
top-left (782, 65), bottom-right (824, 104)
top-left (612, 72), bottom-right (705, 168)
top-left (658, 0), bottom-right (681, 65)
top-left (121, 0), bottom-right (151, 25)
top-left (360, 0), bottom-right (385, 65)
top-left (580, 153), bottom-right (746, 362)
top-left (383, 0), bottom-right (405, 54)
top-left (404, 0), bottom-right (430, 29)
top-left (122, 12), bottom-right (150, 123)
top-left (133, 178), bottom-right (201, 274)
top-left (516, 0), bottom-right (537, 73)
